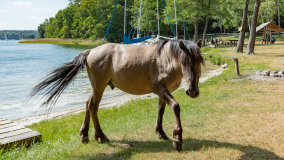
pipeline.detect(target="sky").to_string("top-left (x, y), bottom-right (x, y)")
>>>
top-left (0, 0), bottom-right (69, 30)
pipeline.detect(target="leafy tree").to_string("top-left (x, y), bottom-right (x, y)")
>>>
top-left (38, 19), bottom-right (48, 38)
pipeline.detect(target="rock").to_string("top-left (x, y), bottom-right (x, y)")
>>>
top-left (208, 44), bottom-right (216, 48)
top-left (278, 72), bottom-right (284, 77)
top-left (221, 64), bottom-right (228, 69)
top-left (279, 69), bottom-right (284, 74)
top-left (261, 70), bottom-right (270, 76)
top-left (255, 70), bottom-right (262, 75)
top-left (270, 71), bottom-right (279, 77)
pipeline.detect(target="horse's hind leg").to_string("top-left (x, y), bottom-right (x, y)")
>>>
top-left (156, 98), bottom-right (169, 140)
top-left (89, 89), bottom-right (109, 143)
top-left (79, 95), bottom-right (92, 143)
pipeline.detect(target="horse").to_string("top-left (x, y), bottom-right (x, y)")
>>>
top-left (30, 39), bottom-right (204, 151)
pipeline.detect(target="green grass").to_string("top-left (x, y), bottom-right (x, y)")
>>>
top-left (1, 43), bottom-right (284, 159)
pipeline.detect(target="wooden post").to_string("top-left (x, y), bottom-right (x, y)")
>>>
top-left (232, 57), bottom-right (240, 76)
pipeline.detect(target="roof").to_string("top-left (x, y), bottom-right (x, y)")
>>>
top-left (256, 22), bottom-right (284, 32)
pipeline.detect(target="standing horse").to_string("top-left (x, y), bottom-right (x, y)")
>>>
top-left (30, 39), bottom-right (204, 151)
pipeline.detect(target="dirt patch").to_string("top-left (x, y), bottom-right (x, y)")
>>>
top-left (247, 75), bottom-right (284, 81)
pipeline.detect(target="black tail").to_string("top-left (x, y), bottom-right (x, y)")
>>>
top-left (30, 50), bottom-right (91, 106)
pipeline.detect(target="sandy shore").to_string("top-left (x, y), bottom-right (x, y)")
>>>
top-left (14, 67), bottom-right (225, 126)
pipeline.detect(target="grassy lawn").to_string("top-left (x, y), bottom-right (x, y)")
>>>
top-left (1, 40), bottom-right (284, 160)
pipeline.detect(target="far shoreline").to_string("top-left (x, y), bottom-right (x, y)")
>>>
top-left (19, 38), bottom-right (105, 47)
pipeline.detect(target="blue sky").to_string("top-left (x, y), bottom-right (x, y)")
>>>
top-left (0, 0), bottom-right (69, 30)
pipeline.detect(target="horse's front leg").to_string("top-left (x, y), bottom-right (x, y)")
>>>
top-left (155, 88), bottom-right (183, 151)
top-left (156, 98), bottom-right (169, 140)
top-left (79, 95), bottom-right (92, 143)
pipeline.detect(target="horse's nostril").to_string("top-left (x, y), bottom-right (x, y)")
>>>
top-left (186, 90), bottom-right (189, 96)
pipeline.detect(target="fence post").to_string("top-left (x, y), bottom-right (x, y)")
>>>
top-left (232, 57), bottom-right (240, 76)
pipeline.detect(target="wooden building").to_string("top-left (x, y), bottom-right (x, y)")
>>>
top-left (256, 22), bottom-right (284, 43)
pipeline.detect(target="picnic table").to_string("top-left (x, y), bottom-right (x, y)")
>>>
top-left (229, 40), bottom-right (238, 45)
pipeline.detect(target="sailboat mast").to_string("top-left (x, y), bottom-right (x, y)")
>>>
top-left (174, 0), bottom-right (178, 39)
top-left (124, 0), bottom-right (127, 35)
top-left (137, 0), bottom-right (142, 38)
top-left (157, 0), bottom-right (160, 39)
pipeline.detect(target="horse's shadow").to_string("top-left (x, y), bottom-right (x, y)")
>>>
top-left (75, 138), bottom-right (284, 160)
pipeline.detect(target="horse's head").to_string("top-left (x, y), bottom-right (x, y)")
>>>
top-left (177, 40), bottom-right (203, 98)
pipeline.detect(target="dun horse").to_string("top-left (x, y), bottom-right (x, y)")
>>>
top-left (31, 39), bottom-right (204, 151)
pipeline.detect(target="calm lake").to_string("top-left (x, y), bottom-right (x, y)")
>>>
top-left (0, 40), bottom-right (218, 120)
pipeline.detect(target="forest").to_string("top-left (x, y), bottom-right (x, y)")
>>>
top-left (0, 30), bottom-right (37, 40)
top-left (38, 0), bottom-right (284, 42)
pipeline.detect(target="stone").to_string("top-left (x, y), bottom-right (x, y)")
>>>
top-left (279, 69), bottom-right (284, 74)
top-left (255, 70), bottom-right (262, 75)
top-left (261, 70), bottom-right (270, 76)
top-left (270, 71), bottom-right (279, 77)
top-left (221, 64), bottom-right (228, 69)
top-left (278, 72), bottom-right (284, 77)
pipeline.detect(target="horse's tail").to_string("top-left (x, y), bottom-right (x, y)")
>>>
top-left (30, 50), bottom-right (91, 106)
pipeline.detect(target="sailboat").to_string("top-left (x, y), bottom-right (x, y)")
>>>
top-left (123, 0), bottom-right (152, 45)
top-left (123, 0), bottom-right (179, 44)
top-left (103, 0), bottom-right (189, 45)
top-left (5, 34), bottom-right (8, 41)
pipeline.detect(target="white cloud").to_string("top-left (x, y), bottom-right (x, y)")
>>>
top-left (13, 2), bottom-right (32, 6)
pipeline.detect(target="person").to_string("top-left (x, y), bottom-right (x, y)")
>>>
top-left (262, 37), bottom-right (265, 44)
top-left (271, 37), bottom-right (275, 44)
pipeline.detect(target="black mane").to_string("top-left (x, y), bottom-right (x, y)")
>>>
top-left (155, 39), bottom-right (204, 65)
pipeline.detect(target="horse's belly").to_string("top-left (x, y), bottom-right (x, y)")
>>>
top-left (112, 73), bottom-right (153, 95)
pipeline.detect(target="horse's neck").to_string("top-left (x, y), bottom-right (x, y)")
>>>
top-left (159, 50), bottom-right (183, 79)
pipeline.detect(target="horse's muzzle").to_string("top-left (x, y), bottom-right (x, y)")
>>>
top-left (186, 89), bottom-right (199, 98)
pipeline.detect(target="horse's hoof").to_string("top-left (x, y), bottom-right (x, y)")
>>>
top-left (159, 134), bottom-right (169, 140)
top-left (100, 136), bottom-right (110, 143)
top-left (173, 141), bottom-right (182, 152)
top-left (81, 136), bottom-right (90, 143)
top-left (95, 134), bottom-right (110, 143)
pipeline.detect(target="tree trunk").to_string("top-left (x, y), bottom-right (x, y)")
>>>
top-left (246, 0), bottom-right (260, 55)
top-left (247, 16), bottom-right (251, 32)
top-left (202, 16), bottom-right (209, 46)
top-left (278, 0), bottom-right (281, 27)
top-left (236, 0), bottom-right (249, 53)
top-left (194, 16), bottom-right (199, 42)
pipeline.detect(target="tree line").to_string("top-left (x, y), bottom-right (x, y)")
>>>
top-left (38, 0), bottom-right (283, 44)
top-left (0, 30), bottom-right (37, 40)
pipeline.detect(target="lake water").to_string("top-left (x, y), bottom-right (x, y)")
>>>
top-left (0, 40), bottom-right (218, 120)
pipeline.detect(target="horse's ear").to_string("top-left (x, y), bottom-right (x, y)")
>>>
top-left (179, 41), bottom-right (187, 52)
top-left (196, 40), bottom-right (202, 48)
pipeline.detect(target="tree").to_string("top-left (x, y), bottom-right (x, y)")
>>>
top-left (37, 19), bottom-right (48, 38)
top-left (194, 16), bottom-right (199, 42)
top-left (236, 0), bottom-right (249, 53)
top-left (246, 0), bottom-right (261, 55)
top-left (259, 0), bottom-right (276, 23)
top-left (277, 0), bottom-right (281, 27)
top-left (201, 0), bottom-right (212, 46)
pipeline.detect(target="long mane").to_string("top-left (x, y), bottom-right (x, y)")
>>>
top-left (155, 40), bottom-right (204, 65)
